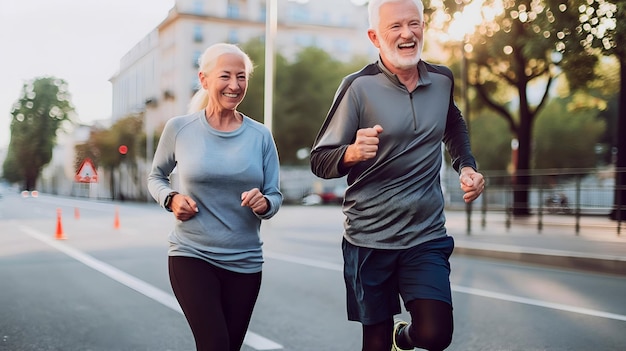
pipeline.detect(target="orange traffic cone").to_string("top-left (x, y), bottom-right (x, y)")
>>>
top-left (114, 207), bottom-right (120, 230)
top-left (55, 208), bottom-right (67, 240)
top-left (74, 207), bottom-right (80, 220)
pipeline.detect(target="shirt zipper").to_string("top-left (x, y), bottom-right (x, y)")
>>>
top-left (409, 92), bottom-right (417, 131)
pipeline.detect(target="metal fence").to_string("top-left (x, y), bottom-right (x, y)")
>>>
top-left (280, 166), bottom-right (625, 235)
top-left (441, 167), bottom-right (625, 236)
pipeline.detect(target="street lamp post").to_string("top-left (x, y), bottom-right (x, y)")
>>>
top-left (447, 6), bottom-right (482, 235)
top-left (461, 38), bottom-right (470, 137)
top-left (118, 145), bottom-right (128, 201)
top-left (264, 0), bottom-right (277, 133)
top-left (460, 38), bottom-right (472, 235)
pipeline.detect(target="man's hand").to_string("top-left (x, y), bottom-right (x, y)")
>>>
top-left (343, 124), bottom-right (384, 167)
top-left (459, 167), bottom-right (485, 203)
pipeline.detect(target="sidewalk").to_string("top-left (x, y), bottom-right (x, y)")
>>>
top-left (444, 210), bottom-right (626, 276)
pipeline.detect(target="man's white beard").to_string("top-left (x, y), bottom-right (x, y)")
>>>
top-left (380, 39), bottom-right (422, 70)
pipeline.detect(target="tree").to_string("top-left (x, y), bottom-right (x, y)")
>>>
top-left (435, 0), bottom-right (612, 215)
top-left (75, 115), bottom-right (144, 200)
top-left (581, 56), bottom-right (620, 166)
top-left (276, 47), bottom-right (368, 165)
top-left (2, 77), bottom-right (74, 190)
top-left (533, 95), bottom-right (606, 169)
top-left (572, 0), bottom-right (626, 220)
top-left (239, 39), bottom-right (368, 165)
top-left (238, 37), bottom-right (290, 126)
top-left (468, 111), bottom-right (513, 173)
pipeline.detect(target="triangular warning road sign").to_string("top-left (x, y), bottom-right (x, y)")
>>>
top-left (75, 158), bottom-right (98, 183)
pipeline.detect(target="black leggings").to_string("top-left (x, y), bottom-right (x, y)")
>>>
top-left (362, 299), bottom-right (453, 351)
top-left (168, 256), bottom-right (262, 351)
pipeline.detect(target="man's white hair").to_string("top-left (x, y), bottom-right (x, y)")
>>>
top-left (368, 0), bottom-right (425, 31)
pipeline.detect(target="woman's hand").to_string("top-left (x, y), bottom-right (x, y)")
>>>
top-left (241, 188), bottom-right (269, 214)
top-left (171, 194), bottom-right (199, 221)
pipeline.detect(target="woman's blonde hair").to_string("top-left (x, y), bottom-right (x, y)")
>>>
top-left (187, 43), bottom-right (254, 114)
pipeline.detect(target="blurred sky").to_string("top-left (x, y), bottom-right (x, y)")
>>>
top-left (0, 0), bottom-right (176, 148)
top-left (0, 0), bottom-right (372, 149)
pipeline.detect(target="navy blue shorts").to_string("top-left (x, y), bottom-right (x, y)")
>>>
top-left (342, 236), bottom-right (454, 325)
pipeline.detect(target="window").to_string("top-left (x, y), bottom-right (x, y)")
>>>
top-left (193, 25), bottom-right (203, 43)
top-left (259, 3), bottom-right (266, 21)
top-left (192, 50), bottom-right (202, 68)
top-left (228, 29), bottom-right (239, 44)
top-left (321, 12), bottom-right (330, 25)
top-left (193, 0), bottom-right (204, 14)
top-left (340, 15), bottom-right (350, 27)
top-left (191, 77), bottom-right (201, 95)
top-left (289, 5), bottom-right (309, 23)
top-left (227, 3), bottom-right (240, 18)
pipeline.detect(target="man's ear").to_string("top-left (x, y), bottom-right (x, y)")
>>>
top-left (367, 29), bottom-right (380, 48)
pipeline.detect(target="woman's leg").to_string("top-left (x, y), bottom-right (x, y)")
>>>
top-left (221, 269), bottom-right (262, 351)
top-left (168, 256), bottom-right (228, 351)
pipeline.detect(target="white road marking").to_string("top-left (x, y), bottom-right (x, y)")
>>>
top-left (19, 225), bottom-right (283, 350)
top-left (264, 251), bottom-right (626, 322)
top-left (450, 285), bottom-right (626, 322)
top-left (264, 251), bottom-right (344, 271)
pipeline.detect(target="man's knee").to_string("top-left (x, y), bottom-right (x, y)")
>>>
top-left (407, 323), bottom-right (452, 351)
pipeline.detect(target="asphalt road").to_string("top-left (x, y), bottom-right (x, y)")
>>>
top-left (1, 194), bottom-right (625, 350)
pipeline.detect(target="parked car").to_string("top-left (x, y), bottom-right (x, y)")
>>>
top-left (301, 193), bottom-right (322, 206)
top-left (302, 185), bottom-right (346, 205)
top-left (20, 190), bottom-right (39, 198)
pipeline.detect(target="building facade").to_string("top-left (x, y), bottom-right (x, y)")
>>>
top-left (110, 0), bottom-right (372, 131)
top-left (102, 0), bottom-right (372, 201)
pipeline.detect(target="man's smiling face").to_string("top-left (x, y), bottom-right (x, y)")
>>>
top-left (370, 0), bottom-right (424, 71)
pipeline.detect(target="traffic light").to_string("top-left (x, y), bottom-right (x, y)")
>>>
top-left (118, 145), bottom-right (128, 155)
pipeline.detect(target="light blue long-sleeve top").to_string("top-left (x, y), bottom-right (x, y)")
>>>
top-left (148, 110), bottom-right (282, 273)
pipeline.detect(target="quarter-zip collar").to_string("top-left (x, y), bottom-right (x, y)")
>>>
top-left (376, 58), bottom-right (432, 92)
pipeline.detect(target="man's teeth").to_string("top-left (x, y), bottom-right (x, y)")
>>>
top-left (399, 43), bottom-right (415, 48)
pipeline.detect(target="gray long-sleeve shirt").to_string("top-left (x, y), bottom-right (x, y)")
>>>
top-left (310, 60), bottom-right (477, 249)
top-left (148, 111), bottom-right (282, 273)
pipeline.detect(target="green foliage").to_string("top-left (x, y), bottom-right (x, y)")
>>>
top-left (74, 114), bottom-right (144, 200)
top-left (533, 95), bottom-right (606, 169)
top-left (469, 111), bottom-right (512, 172)
top-left (1, 149), bottom-right (21, 183)
top-left (238, 38), bottom-right (275, 124)
top-left (276, 47), bottom-right (368, 165)
top-left (2, 77), bottom-right (74, 190)
top-left (552, 57), bottom-right (619, 164)
top-left (435, 0), bottom-right (619, 214)
top-left (434, 0), bottom-right (617, 145)
top-left (75, 115), bottom-right (143, 171)
top-left (239, 40), bottom-right (368, 165)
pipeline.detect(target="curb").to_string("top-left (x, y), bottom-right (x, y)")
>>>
top-left (453, 241), bottom-right (626, 276)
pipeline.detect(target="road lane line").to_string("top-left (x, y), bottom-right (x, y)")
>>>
top-left (19, 225), bottom-right (283, 350)
top-left (264, 251), bottom-right (343, 271)
top-left (451, 285), bottom-right (626, 322)
top-left (264, 250), bottom-right (626, 322)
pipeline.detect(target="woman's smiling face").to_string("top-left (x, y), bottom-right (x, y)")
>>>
top-left (201, 53), bottom-right (248, 112)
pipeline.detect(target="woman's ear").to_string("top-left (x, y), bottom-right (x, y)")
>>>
top-left (199, 71), bottom-right (208, 90)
